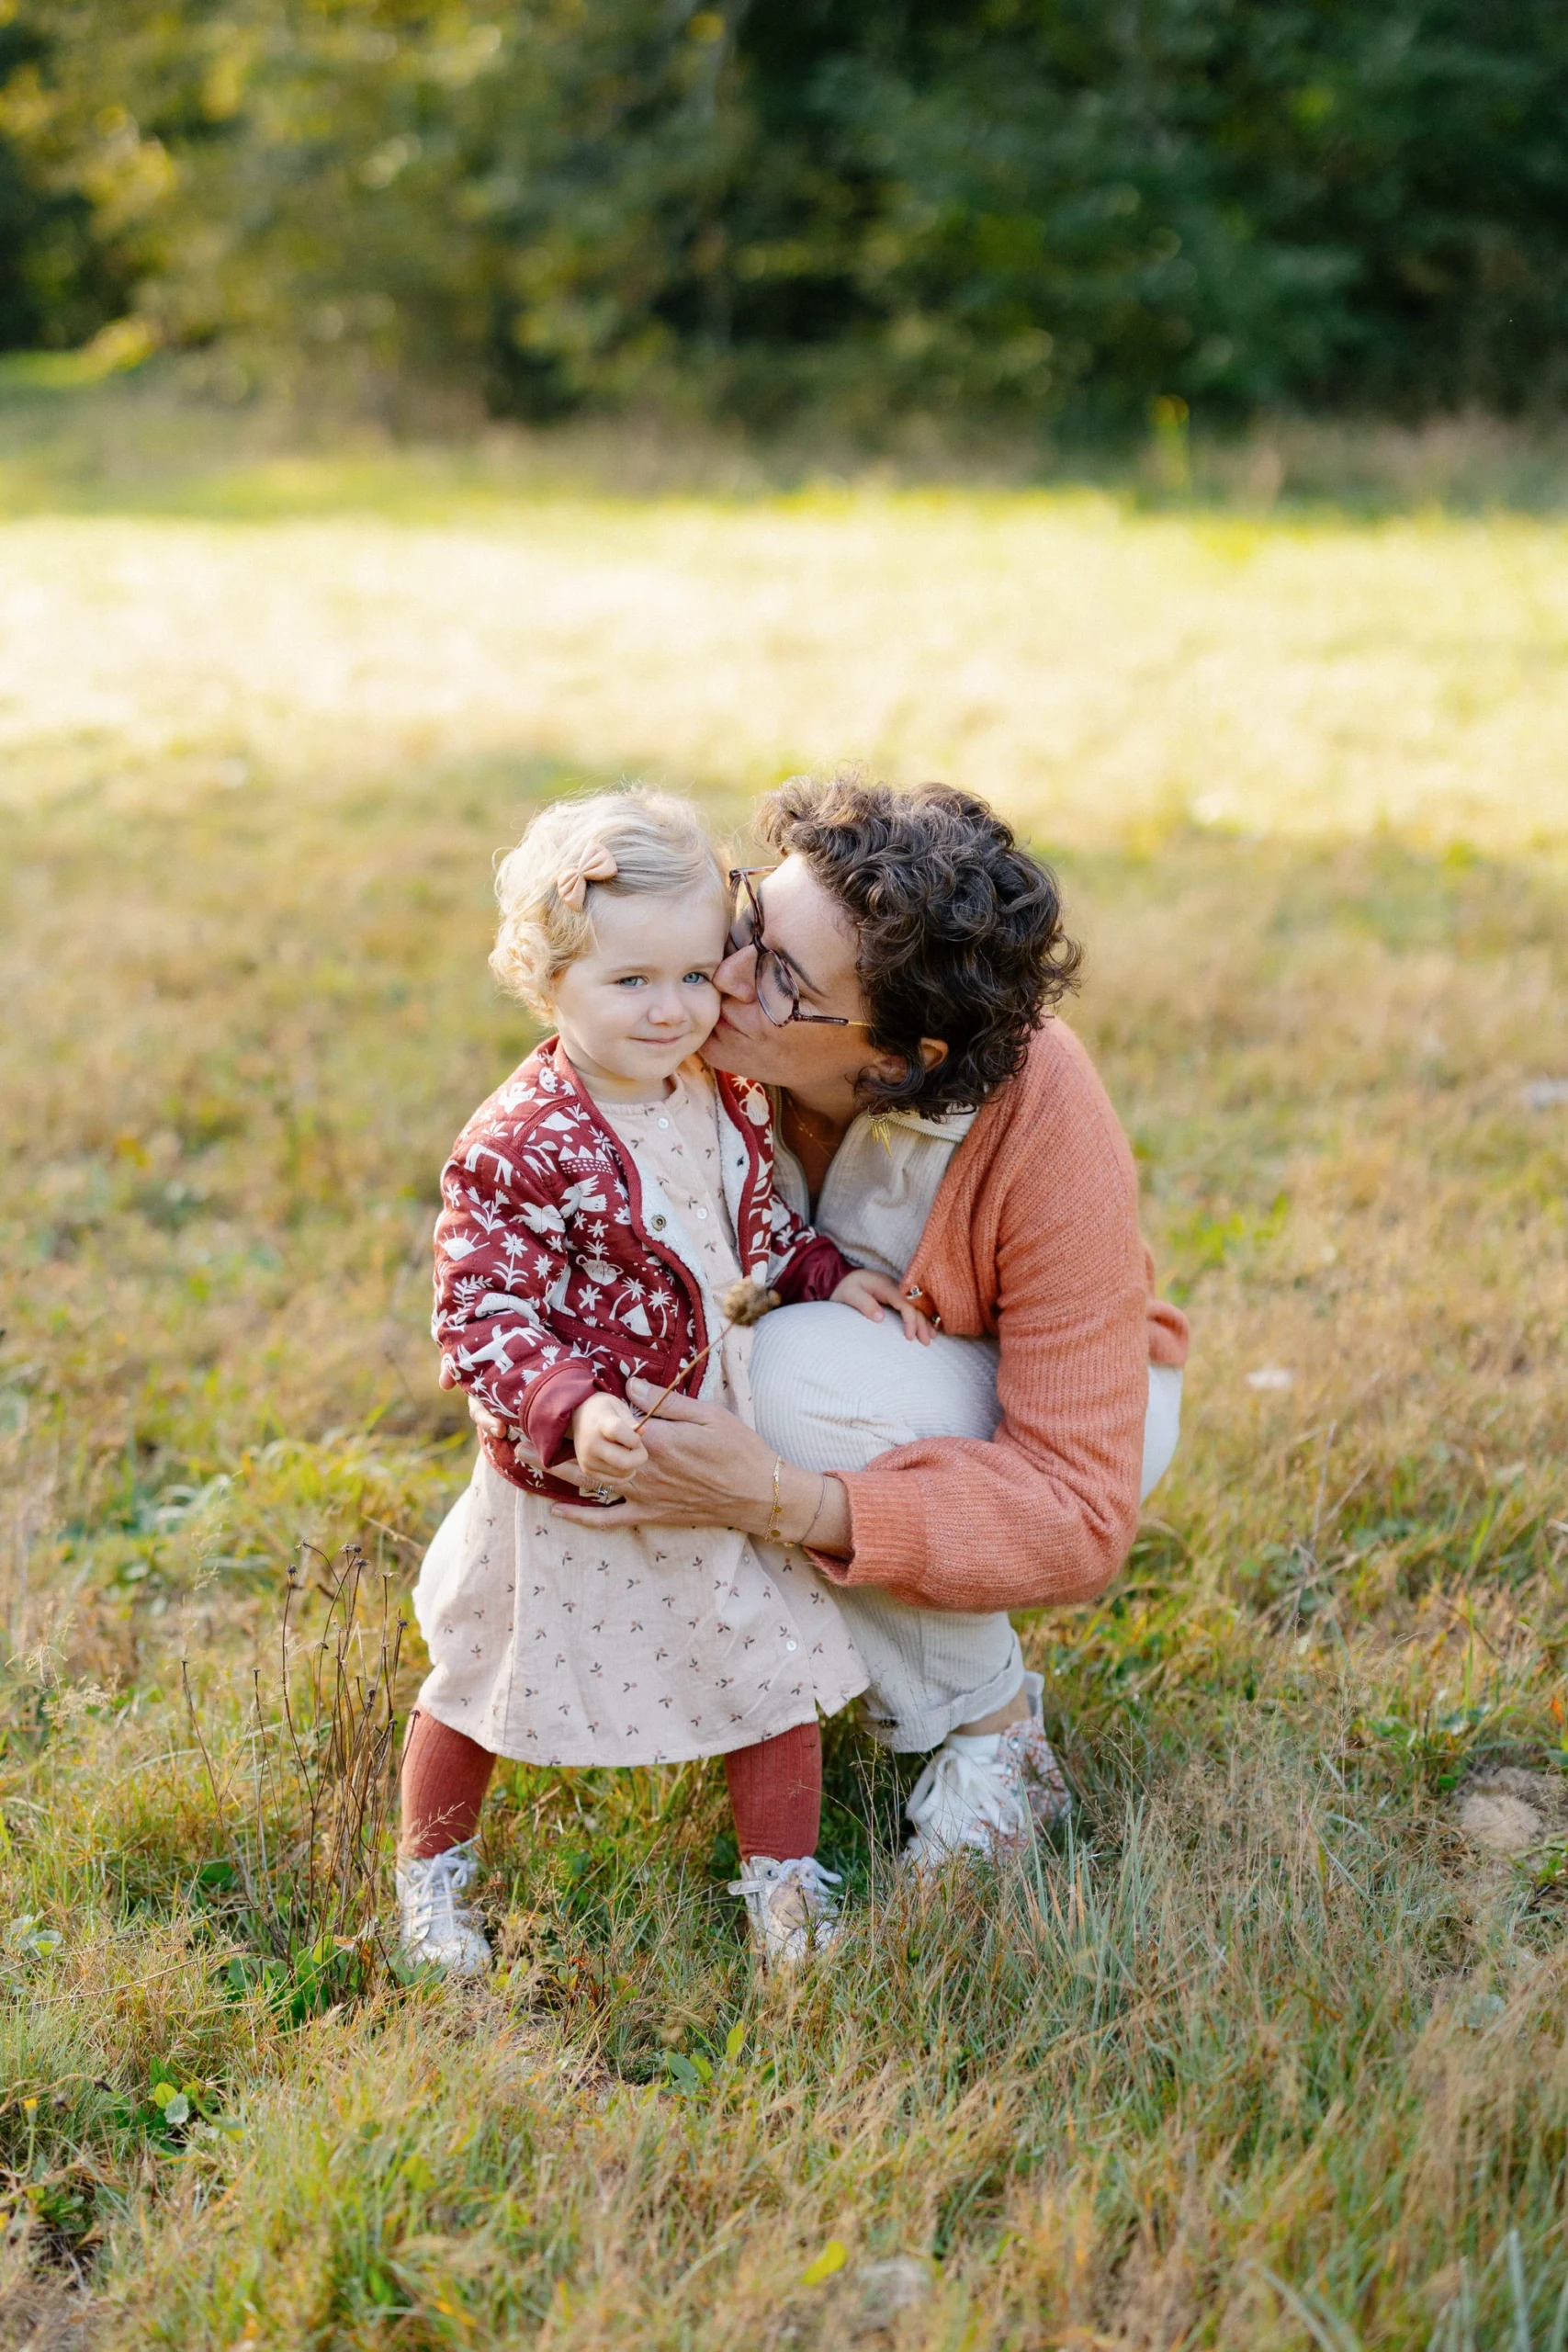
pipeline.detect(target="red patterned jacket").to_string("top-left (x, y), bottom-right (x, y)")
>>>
top-left (432, 1039), bottom-right (849, 1499)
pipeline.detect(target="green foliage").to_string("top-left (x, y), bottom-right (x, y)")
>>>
top-left (2, 1), bottom-right (1567, 430)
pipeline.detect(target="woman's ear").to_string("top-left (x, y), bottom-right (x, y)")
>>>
top-left (863, 1037), bottom-right (948, 1091)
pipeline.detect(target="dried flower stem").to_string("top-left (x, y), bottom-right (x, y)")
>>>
top-left (630, 1279), bottom-right (779, 1433)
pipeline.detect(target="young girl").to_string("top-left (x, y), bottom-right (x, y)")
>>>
top-left (402, 788), bottom-right (922, 1970)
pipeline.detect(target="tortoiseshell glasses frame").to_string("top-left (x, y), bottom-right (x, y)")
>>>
top-left (727, 868), bottom-right (875, 1030)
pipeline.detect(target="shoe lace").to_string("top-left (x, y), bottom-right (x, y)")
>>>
top-left (406, 1841), bottom-right (478, 1936)
top-left (908, 1743), bottom-right (1010, 1823)
top-left (906, 1743), bottom-right (1043, 1859)
top-left (728, 1855), bottom-right (842, 1912)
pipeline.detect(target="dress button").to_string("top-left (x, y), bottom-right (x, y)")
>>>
top-left (696, 1207), bottom-right (708, 1220)
top-left (784, 1640), bottom-right (797, 1652)
top-left (657, 1117), bottom-right (670, 1129)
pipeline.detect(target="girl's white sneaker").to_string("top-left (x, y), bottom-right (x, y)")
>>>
top-left (729, 1855), bottom-right (842, 1968)
top-left (396, 1840), bottom-right (491, 1974)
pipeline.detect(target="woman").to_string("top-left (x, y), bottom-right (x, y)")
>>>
top-left (540, 774), bottom-right (1189, 1864)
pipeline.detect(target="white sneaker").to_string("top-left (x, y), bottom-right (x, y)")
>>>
top-left (728, 1855), bottom-right (842, 1968)
top-left (396, 1840), bottom-right (492, 1974)
top-left (902, 1672), bottom-right (1070, 1875)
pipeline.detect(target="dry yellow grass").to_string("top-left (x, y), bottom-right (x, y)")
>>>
top-left (2, 435), bottom-right (1568, 2348)
top-left (4, 487), bottom-right (1567, 847)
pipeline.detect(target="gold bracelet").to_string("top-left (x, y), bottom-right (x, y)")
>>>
top-left (765, 1455), bottom-right (785, 1544)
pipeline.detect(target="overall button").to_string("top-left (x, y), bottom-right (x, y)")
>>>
top-left (650, 1213), bottom-right (667, 1232)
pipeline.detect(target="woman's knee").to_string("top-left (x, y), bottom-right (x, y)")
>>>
top-left (751, 1301), bottom-right (999, 1470)
top-left (1141, 1364), bottom-right (1183, 1501)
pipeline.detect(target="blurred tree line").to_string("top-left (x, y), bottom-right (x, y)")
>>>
top-left (2, 0), bottom-right (1565, 434)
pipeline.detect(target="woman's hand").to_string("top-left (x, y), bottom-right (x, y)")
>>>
top-left (551, 1382), bottom-right (774, 1531)
top-left (464, 1391), bottom-right (508, 1440)
top-left (831, 1265), bottom-right (933, 1343)
top-left (551, 1378), bottom-right (852, 1555)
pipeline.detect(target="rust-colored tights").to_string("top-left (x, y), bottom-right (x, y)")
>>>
top-left (400, 1709), bottom-right (822, 1863)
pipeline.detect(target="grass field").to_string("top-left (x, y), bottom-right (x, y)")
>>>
top-left (3, 413), bottom-right (1568, 2349)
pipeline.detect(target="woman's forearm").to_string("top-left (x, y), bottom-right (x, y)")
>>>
top-left (649, 1439), bottom-right (852, 1556)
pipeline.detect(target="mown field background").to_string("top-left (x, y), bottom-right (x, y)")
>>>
top-left (2, 395), bottom-right (1568, 2350)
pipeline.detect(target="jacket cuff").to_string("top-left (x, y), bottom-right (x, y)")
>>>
top-left (520, 1362), bottom-right (601, 1469)
top-left (775, 1236), bottom-right (852, 1306)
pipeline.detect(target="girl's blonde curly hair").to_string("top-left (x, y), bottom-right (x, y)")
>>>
top-left (491, 787), bottom-right (728, 1017)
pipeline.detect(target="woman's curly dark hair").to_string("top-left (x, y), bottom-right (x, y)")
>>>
top-left (756, 774), bottom-right (1081, 1119)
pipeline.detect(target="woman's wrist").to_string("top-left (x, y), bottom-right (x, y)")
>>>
top-left (773, 1463), bottom-right (852, 1555)
top-left (772, 1463), bottom-right (816, 1544)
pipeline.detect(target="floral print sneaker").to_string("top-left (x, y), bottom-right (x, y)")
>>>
top-left (902, 1671), bottom-right (1071, 1874)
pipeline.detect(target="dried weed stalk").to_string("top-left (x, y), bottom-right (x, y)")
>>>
top-left (183, 1543), bottom-right (404, 2000)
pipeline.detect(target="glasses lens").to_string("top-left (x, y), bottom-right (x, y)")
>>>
top-left (755, 949), bottom-right (799, 1025)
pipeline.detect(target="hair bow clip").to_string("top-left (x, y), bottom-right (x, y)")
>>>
top-left (555, 848), bottom-right (619, 910)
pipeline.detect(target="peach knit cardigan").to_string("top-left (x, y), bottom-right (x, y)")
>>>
top-left (817, 1019), bottom-right (1189, 1616)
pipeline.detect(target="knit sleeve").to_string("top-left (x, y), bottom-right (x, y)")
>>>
top-left (816, 1093), bottom-right (1150, 1613)
top-left (1144, 1243), bottom-right (1190, 1367)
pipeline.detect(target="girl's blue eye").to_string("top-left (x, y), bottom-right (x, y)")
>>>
top-left (683, 970), bottom-right (716, 986)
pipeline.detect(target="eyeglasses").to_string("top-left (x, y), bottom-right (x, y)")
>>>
top-left (728, 868), bottom-right (874, 1030)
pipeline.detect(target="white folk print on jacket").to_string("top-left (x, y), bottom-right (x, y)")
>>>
top-left (417, 1057), bottom-right (869, 1766)
top-left (431, 1036), bottom-right (850, 1498)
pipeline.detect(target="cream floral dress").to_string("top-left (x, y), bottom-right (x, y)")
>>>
top-left (412, 1064), bottom-right (867, 1766)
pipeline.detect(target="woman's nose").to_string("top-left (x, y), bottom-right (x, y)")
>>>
top-left (715, 940), bottom-right (758, 1001)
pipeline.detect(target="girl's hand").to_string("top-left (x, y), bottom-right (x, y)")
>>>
top-left (571, 1393), bottom-right (649, 1482)
top-left (831, 1265), bottom-right (934, 1344)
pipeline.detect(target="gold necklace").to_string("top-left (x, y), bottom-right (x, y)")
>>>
top-left (784, 1096), bottom-right (846, 1150)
